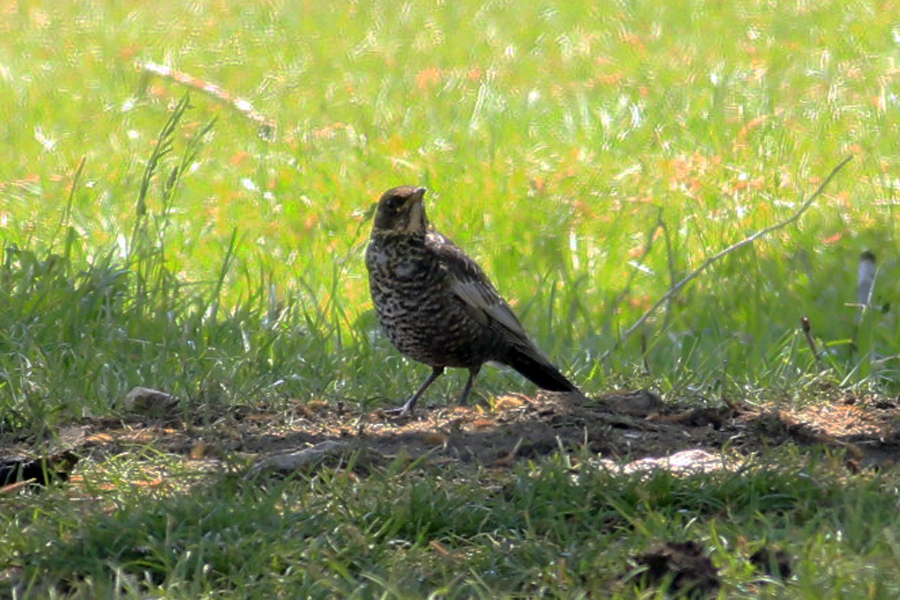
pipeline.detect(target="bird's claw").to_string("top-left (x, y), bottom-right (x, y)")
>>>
top-left (382, 404), bottom-right (416, 418)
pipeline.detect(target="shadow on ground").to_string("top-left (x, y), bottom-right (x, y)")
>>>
top-left (6, 387), bottom-right (900, 485)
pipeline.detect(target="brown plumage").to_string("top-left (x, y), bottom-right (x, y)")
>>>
top-left (365, 185), bottom-right (578, 415)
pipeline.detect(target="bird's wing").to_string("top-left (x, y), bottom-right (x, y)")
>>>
top-left (428, 231), bottom-right (544, 351)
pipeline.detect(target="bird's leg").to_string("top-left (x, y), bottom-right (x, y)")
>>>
top-left (388, 366), bottom-right (445, 416)
top-left (457, 366), bottom-right (481, 406)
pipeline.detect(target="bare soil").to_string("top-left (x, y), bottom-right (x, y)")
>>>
top-left (6, 388), bottom-right (900, 487)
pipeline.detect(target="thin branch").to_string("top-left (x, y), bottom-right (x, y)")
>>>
top-left (136, 60), bottom-right (275, 140)
top-left (601, 155), bottom-right (853, 361)
top-left (800, 316), bottom-right (821, 369)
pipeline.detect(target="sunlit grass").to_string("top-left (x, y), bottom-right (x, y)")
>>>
top-left (3, 0), bottom-right (899, 423)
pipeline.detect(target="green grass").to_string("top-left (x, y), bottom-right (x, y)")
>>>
top-left (2, 0), bottom-right (898, 423)
top-left (6, 450), bottom-right (900, 598)
top-left (3, 0), bottom-right (900, 596)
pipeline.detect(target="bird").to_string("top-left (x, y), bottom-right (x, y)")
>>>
top-left (365, 185), bottom-right (578, 415)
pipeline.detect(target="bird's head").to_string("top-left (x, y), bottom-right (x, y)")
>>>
top-left (372, 186), bottom-right (429, 234)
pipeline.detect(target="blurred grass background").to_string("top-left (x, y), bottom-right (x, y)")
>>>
top-left (2, 0), bottom-right (899, 429)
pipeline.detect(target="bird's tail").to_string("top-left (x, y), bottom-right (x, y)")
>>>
top-left (502, 347), bottom-right (578, 392)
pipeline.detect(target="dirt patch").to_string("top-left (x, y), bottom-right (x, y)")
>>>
top-left (248, 389), bottom-right (900, 473)
top-left (629, 540), bottom-right (720, 598)
top-left (749, 544), bottom-right (793, 580)
top-left (4, 389), bottom-right (900, 488)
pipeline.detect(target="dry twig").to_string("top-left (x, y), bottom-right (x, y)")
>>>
top-left (602, 155), bottom-right (854, 361)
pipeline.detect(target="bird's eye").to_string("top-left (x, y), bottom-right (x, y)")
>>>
top-left (386, 196), bottom-right (403, 211)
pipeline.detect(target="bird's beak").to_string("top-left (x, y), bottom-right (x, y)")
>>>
top-left (400, 187), bottom-right (428, 233)
top-left (403, 187), bottom-right (427, 209)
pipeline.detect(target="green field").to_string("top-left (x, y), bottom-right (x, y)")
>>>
top-left (3, 0), bottom-right (900, 597)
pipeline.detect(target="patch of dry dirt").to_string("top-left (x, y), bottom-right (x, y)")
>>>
top-left (5, 389), bottom-right (900, 487)
top-left (630, 540), bottom-right (721, 598)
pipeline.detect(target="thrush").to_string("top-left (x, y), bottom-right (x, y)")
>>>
top-left (365, 185), bottom-right (578, 415)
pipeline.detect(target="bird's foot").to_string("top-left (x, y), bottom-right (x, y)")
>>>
top-left (381, 400), bottom-right (419, 419)
top-left (382, 405), bottom-right (413, 418)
